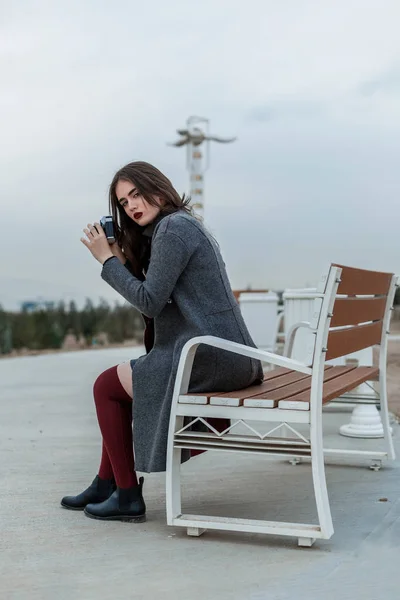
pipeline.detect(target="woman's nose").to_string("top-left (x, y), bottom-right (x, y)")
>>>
top-left (128, 198), bottom-right (138, 211)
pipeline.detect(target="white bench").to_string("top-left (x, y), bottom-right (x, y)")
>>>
top-left (166, 264), bottom-right (397, 546)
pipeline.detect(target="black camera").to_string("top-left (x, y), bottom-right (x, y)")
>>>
top-left (100, 216), bottom-right (116, 244)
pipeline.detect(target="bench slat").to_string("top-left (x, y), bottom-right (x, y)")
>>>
top-left (179, 367), bottom-right (335, 406)
top-left (286, 366), bottom-right (379, 407)
top-left (176, 431), bottom-right (309, 446)
top-left (243, 368), bottom-right (337, 406)
top-left (331, 297), bottom-right (387, 327)
top-left (243, 398), bottom-right (278, 408)
top-left (179, 367), bottom-right (354, 405)
top-left (334, 264), bottom-right (393, 295)
top-left (246, 366), bottom-right (357, 402)
top-left (326, 321), bottom-right (383, 360)
top-left (174, 438), bottom-right (312, 455)
top-left (178, 395), bottom-right (209, 404)
top-left (180, 367), bottom-right (294, 404)
top-left (209, 369), bottom-right (320, 406)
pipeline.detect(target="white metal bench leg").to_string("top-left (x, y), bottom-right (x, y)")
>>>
top-left (310, 410), bottom-right (334, 540)
top-left (187, 527), bottom-right (206, 537)
top-left (378, 287), bottom-right (396, 461)
top-left (298, 537), bottom-right (316, 547)
top-left (369, 460), bottom-right (382, 471)
top-left (166, 416), bottom-right (184, 525)
top-left (377, 373), bottom-right (396, 460)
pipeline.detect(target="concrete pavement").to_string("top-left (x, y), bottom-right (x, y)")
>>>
top-left (1, 347), bottom-right (399, 600)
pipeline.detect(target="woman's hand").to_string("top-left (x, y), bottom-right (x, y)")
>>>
top-left (81, 223), bottom-right (114, 265)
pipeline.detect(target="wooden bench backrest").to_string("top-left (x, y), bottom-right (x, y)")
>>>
top-left (325, 264), bottom-right (395, 361)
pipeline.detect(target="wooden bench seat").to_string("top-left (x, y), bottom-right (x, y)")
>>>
top-left (179, 365), bottom-right (379, 410)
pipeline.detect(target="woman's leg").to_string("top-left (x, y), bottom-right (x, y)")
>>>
top-left (93, 363), bottom-right (138, 489)
top-left (61, 362), bottom-right (139, 512)
top-left (84, 363), bottom-right (146, 522)
top-left (97, 362), bottom-right (133, 480)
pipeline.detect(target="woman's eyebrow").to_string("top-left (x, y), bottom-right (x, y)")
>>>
top-left (118, 187), bottom-right (137, 203)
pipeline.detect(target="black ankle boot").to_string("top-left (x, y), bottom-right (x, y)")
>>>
top-left (61, 475), bottom-right (116, 511)
top-left (84, 477), bottom-right (146, 522)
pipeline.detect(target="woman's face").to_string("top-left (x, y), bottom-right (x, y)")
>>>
top-left (115, 179), bottom-right (163, 227)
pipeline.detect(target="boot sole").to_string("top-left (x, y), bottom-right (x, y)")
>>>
top-left (83, 509), bottom-right (146, 523)
top-left (60, 502), bottom-right (85, 511)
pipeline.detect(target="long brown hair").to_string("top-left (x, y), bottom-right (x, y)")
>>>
top-left (109, 162), bottom-right (193, 277)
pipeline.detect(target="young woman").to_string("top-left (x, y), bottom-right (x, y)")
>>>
top-left (61, 161), bottom-right (263, 522)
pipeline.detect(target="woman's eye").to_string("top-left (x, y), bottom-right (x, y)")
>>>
top-left (134, 192), bottom-right (140, 198)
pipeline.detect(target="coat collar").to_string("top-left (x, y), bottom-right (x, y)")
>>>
top-left (142, 211), bottom-right (169, 238)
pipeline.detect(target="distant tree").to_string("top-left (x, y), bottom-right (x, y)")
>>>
top-left (96, 298), bottom-right (111, 331)
top-left (81, 298), bottom-right (98, 344)
top-left (55, 301), bottom-right (67, 337)
top-left (32, 310), bottom-right (63, 349)
top-left (2, 296), bottom-right (145, 354)
top-left (66, 300), bottom-right (81, 339)
top-left (0, 305), bottom-right (12, 354)
top-left (11, 311), bottom-right (36, 349)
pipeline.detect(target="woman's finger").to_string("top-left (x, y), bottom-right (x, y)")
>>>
top-left (83, 228), bottom-right (92, 239)
top-left (93, 222), bottom-right (104, 237)
top-left (80, 237), bottom-right (90, 248)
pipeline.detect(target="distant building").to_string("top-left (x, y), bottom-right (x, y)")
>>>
top-left (21, 299), bottom-right (56, 313)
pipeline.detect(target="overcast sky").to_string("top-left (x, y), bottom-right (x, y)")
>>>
top-left (1, 0), bottom-right (400, 309)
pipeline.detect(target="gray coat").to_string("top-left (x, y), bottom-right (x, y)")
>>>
top-left (101, 211), bottom-right (263, 472)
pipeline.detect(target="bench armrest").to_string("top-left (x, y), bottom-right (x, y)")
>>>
top-left (283, 321), bottom-right (312, 358)
top-left (172, 337), bottom-right (312, 398)
top-left (180, 335), bottom-right (311, 377)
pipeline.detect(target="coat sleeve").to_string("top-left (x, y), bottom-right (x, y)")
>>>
top-left (101, 231), bottom-right (193, 318)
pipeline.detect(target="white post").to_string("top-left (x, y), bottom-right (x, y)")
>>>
top-left (239, 292), bottom-right (280, 352)
top-left (338, 347), bottom-right (387, 439)
top-left (283, 289), bottom-right (317, 362)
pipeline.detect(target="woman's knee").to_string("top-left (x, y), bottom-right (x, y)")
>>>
top-left (93, 365), bottom-right (119, 401)
top-left (93, 363), bottom-right (133, 403)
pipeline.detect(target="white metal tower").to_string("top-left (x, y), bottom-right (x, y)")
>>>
top-left (168, 116), bottom-right (236, 219)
